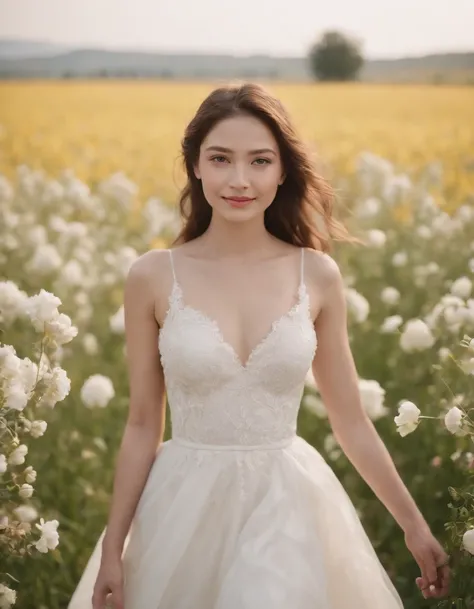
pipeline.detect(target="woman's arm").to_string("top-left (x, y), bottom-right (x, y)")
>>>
top-left (311, 256), bottom-right (423, 532)
top-left (310, 252), bottom-right (449, 598)
top-left (101, 253), bottom-right (167, 559)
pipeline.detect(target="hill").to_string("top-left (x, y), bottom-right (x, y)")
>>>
top-left (0, 39), bottom-right (473, 83)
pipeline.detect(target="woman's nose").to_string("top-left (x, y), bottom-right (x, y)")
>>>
top-left (228, 165), bottom-right (250, 189)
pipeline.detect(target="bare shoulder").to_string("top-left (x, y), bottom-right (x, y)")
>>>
top-left (129, 248), bottom-right (170, 277)
top-left (304, 248), bottom-right (343, 291)
top-left (125, 248), bottom-right (173, 304)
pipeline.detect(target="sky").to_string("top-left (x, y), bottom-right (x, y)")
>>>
top-left (1, 0), bottom-right (473, 59)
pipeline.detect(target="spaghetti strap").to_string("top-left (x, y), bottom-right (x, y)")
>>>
top-left (168, 249), bottom-right (177, 284)
top-left (299, 248), bottom-right (305, 288)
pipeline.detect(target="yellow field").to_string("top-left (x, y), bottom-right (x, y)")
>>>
top-left (0, 80), bottom-right (473, 204)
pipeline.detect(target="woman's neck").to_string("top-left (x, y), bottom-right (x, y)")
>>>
top-left (196, 216), bottom-right (279, 259)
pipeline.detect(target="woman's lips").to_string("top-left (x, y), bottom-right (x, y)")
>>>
top-left (223, 197), bottom-right (255, 208)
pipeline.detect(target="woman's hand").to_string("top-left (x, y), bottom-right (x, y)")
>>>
top-left (92, 554), bottom-right (124, 609)
top-left (404, 523), bottom-right (450, 599)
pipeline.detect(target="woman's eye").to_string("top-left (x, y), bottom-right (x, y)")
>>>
top-left (209, 156), bottom-right (270, 165)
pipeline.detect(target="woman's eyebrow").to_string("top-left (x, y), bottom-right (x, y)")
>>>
top-left (205, 145), bottom-right (276, 155)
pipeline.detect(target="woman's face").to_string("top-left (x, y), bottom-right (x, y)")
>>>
top-left (194, 113), bottom-right (285, 222)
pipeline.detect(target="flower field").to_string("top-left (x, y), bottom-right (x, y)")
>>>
top-left (0, 81), bottom-right (474, 608)
top-left (0, 81), bottom-right (473, 205)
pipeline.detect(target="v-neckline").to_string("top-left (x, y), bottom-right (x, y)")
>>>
top-left (166, 280), bottom-right (308, 371)
top-left (161, 247), bottom-right (309, 372)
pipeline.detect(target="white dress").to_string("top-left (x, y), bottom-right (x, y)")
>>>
top-left (69, 248), bottom-right (404, 609)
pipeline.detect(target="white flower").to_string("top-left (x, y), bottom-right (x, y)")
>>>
top-left (42, 179), bottom-right (65, 204)
top-left (0, 583), bottom-right (17, 608)
top-left (59, 260), bottom-right (84, 287)
top-left (356, 197), bottom-right (380, 219)
top-left (93, 437), bottom-right (108, 451)
top-left (443, 304), bottom-right (467, 327)
top-left (81, 449), bottom-right (96, 461)
top-left (359, 379), bottom-right (388, 420)
top-left (416, 225), bottom-right (432, 239)
top-left (49, 215), bottom-right (68, 232)
top-left (72, 243), bottom-right (94, 266)
top-left (74, 291), bottom-right (90, 307)
top-left (358, 151), bottom-right (393, 174)
top-left (381, 315), bottom-right (403, 333)
top-left (4, 384), bottom-right (28, 411)
top-left (394, 401), bottom-right (421, 437)
top-left (432, 212), bottom-right (455, 235)
top-left (438, 347), bottom-right (451, 362)
top-left (0, 280), bottom-right (28, 324)
top-left (103, 272), bottom-right (117, 287)
top-left (27, 244), bottom-right (62, 274)
top-left (324, 433), bottom-right (341, 461)
top-left (63, 174), bottom-right (91, 208)
top-left (2, 211), bottom-right (18, 229)
top-left (451, 276), bottom-right (472, 300)
top-left (35, 518), bottom-right (60, 553)
top-left (19, 483), bottom-right (34, 499)
top-left (426, 262), bottom-right (440, 275)
top-left (0, 454), bottom-right (7, 474)
top-left (302, 394), bottom-right (327, 418)
top-left (115, 246), bottom-right (138, 278)
top-left (444, 406), bottom-right (465, 435)
top-left (4, 235), bottom-right (18, 251)
top-left (367, 229), bottom-right (387, 247)
top-left (0, 345), bottom-right (21, 380)
top-left (400, 319), bottom-right (435, 352)
top-left (142, 197), bottom-right (180, 237)
top-left (38, 366), bottom-right (71, 408)
top-left (8, 444), bottom-right (28, 466)
top-left (24, 290), bottom-right (62, 331)
top-left (81, 374), bottom-right (115, 408)
top-left (13, 504), bottom-right (38, 523)
top-left (25, 225), bottom-right (47, 247)
top-left (0, 175), bottom-right (14, 201)
top-left (109, 305), bottom-right (125, 334)
top-left (46, 313), bottom-right (78, 346)
top-left (19, 357), bottom-right (38, 395)
top-left (463, 529), bottom-right (474, 555)
top-left (345, 288), bottom-right (370, 323)
top-left (381, 287), bottom-right (400, 306)
top-left (466, 304), bottom-right (474, 326)
top-left (392, 251), bottom-right (408, 267)
top-left (24, 465), bottom-right (37, 483)
top-left (98, 172), bottom-right (138, 210)
top-left (383, 173), bottom-right (412, 203)
top-left (460, 357), bottom-right (474, 375)
top-left (82, 333), bottom-right (99, 355)
top-left (30, 420), bottom-right (47, 438)
top-left (456, 204), bottom-right (474, 222)
top-left (425, 295), bottom-right (467, 329)
top-left (64, 221), bottom-right (88, 239)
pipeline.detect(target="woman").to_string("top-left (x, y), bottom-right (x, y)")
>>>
top-left (69, 83), bottom-right (450, 609)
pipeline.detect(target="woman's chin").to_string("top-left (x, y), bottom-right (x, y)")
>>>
top-left (210, 201), bottom-right (262, 221)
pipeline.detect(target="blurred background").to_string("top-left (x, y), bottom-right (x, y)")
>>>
top-left (0, 2), bottom-right (473, 608)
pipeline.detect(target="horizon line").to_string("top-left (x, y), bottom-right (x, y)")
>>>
top-left (1, 36), bottom-right (474, 62)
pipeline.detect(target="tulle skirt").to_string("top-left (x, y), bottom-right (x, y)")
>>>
top-left (68, 435), bottom-right (404, 609)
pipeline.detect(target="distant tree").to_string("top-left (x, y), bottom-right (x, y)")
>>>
top-left (309, 30), bottom-right (364, 81)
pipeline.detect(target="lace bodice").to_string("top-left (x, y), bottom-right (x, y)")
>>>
top-left (158, 248), bottom-right (317, 447)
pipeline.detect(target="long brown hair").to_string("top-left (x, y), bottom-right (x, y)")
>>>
top-left (171, 82), bottom-right (358, 252)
